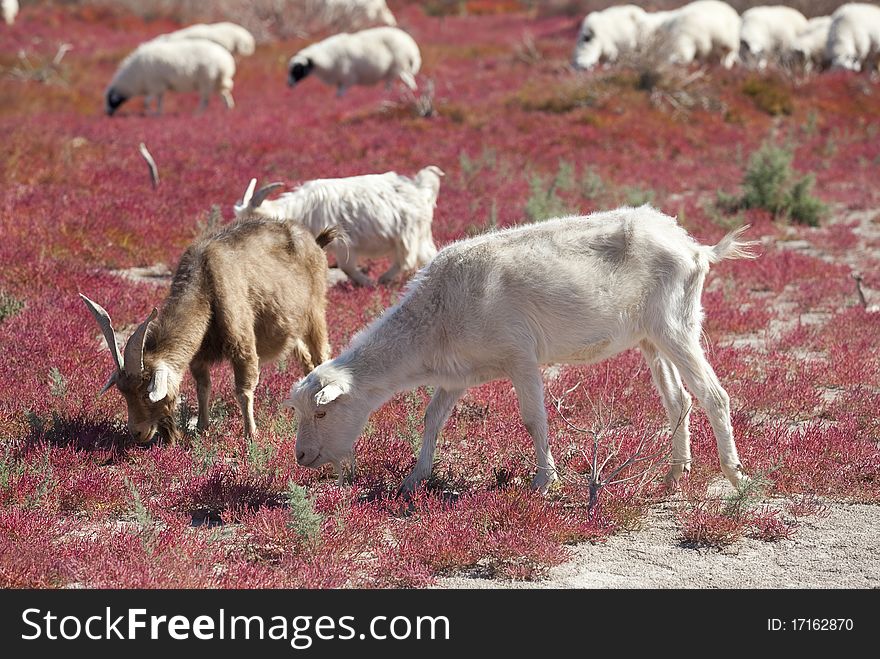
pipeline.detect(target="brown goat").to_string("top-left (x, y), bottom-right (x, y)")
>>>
top-left (81, 218), bottom-right (337, 444)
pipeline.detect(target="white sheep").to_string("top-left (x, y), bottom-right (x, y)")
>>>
top-left (826, 3), bottom-right (880, 73)
top-left (739, 6), bottom-right (809, 69)
top-left (793, 16), bottom-right (833, 72)
top-left (2, 0), bottom-right (17, 26)
top-left (285, 207), bottom-right (756, 494)
top-left (105, 39), bottom-right (236, 116)
top-left (572, 5), bottom-right (647, 70)
top-left (309, 0), bottom-right (397, 29)
top-left (651, 0), bottom-right (741, 69)
top-left (158, 22), bottom-right (256, 57)
top-left (234, 166), bottom-right (443, 287)
top-left (287, 26), bottom-right (421, 95)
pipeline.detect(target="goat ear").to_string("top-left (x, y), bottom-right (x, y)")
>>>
top-left (99, 371), bottom-right (118, 396)
top-left (147, 364), bottom-right (170, 402)
top-left (315, 382), bottom-right (346, 406)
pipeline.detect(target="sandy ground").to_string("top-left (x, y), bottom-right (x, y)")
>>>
top-left (440, 500), bottom-right (880, 589)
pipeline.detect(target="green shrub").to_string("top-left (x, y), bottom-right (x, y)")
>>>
top-left (524, 160), bottom-right (577, 222)
top-left (0, 291), bottom-right (24, 323)
top-left (286, 481), bottom-right (322, 543)
top-left (719, 141), bottom-right (825, 226)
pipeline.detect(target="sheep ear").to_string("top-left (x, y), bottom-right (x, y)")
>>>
top-left (147, 364), bottom-right (169, 402)
top-left (315, 382), bottom-right (346, 406)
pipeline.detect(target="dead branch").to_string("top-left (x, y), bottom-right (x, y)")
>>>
top-left (138, 142), bottom-right (160, 190)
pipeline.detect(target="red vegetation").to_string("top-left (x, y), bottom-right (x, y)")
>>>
top-left (0, 2), bottom-right (878, 587)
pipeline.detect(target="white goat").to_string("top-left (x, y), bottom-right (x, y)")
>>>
top-left (234, 166), bottom-right (443, 287)
top-left (2, 0), bottom-right (17, 26)
top-left (287, 26), bottom-right (421, 95)
top-left (826, 3), bottom-right (880, 73)
top-left (739, 6), bottom-right (809, 69)
top-left (652, 0), bottom-right (741, 69)
top-left (286, 207), bottom-right (756, 494)
top-left (105, 39), bottom-right (235, 116)
top-left (572, 5), bottom-right (647, 70)
top-left (158, 22), bottom-right (256, 57)
top-left (793, 16), bottom-right (833, 72)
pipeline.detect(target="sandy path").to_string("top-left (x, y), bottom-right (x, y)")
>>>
top-left (440, 501), bottom-right (880, 589)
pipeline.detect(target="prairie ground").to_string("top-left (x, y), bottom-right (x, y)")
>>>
top-left (0, 1), bottom-right (878, 588)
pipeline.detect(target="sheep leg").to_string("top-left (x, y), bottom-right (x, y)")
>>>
top-left (400, 387), bottom-right (464, 494)
top-left (377, 262), bottom-right (401, 285)
top-left (336, 248), bottom-right (374, 287)
top-left (511, 366), bottom-right (558, 493)
top-left (671, 38), bottom-right (697, 66)
top-left (722, 48), bottom-right (739, 69)
top-left (220, 89), bottom-right (234, 109)
top-left (190, 361), bottom-right (212, 432)
top-left (640, 340), bottom-right (692, 489)
top-left (399, 71), bottom-right (417, 91)
top-left (652, 334), bottom-right (745, 488)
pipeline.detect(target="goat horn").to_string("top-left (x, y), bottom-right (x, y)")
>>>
top-left (80, 294), bottom-right (123, 373)
top-left (123, 307), bottom-right (158, 377)
top-left (100, 371), bottom-right (118, 395)
top-left (240, 178), bottom-right (257, 208)
top-left (138, 142), bottom-right (159, 189)
top-left (251, 182), bottom-right (284, 208)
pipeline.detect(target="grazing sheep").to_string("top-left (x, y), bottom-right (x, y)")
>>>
top-left (234, 166), bottom-right (443, 287)
top-left (81, 220), bottom-right (336, 443)
top-left (287, 26), bottom-right (421, 95)
top-left (2, 0), bottom-right (17, 26)
top-left (285, 207), bottom-right (756, 494)
top-left (572, 5), bottom-right (647, 70)
top-left (739, 6), bottom-right (809, 69)
top-left (793, 16), bottom-right (833, 72)
top-left (310, 0), bottom-right (397, 29)
top-left (158, 22), bottom-right (256, 57)
top-left (826, 3), bottom-right (880, 73)
top-left (105, 39), bottom-right (236, 116)
top-left (653, 0), bottom-right (741, 69)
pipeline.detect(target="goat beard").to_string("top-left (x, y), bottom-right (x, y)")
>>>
top-left (157, 414), bottom-right (184, 446)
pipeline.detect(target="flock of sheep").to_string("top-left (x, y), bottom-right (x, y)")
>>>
top-left (23, 0), bottom-right (859, 494)
top-left (102, 19), bottom-right (418, 114)
top-left (574, 1), bottom-right (880, 73)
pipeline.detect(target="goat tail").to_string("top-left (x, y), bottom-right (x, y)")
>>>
top-left (707, 225), bottom-right (760, 263)
top-left (315, 226), bottom-right (339, 249)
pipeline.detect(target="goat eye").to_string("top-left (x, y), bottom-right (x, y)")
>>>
top-left (315, 411), bottom-right (326, 419)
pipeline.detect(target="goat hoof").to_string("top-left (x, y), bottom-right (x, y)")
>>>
top-left (721, 463), bottom-right (748, 488)
top-left (531, 470), bottom-right (559, 495)
top-left (399, 472), bottom-right (424, 496)
top-left (664, 463), bottom-right (691, 491)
